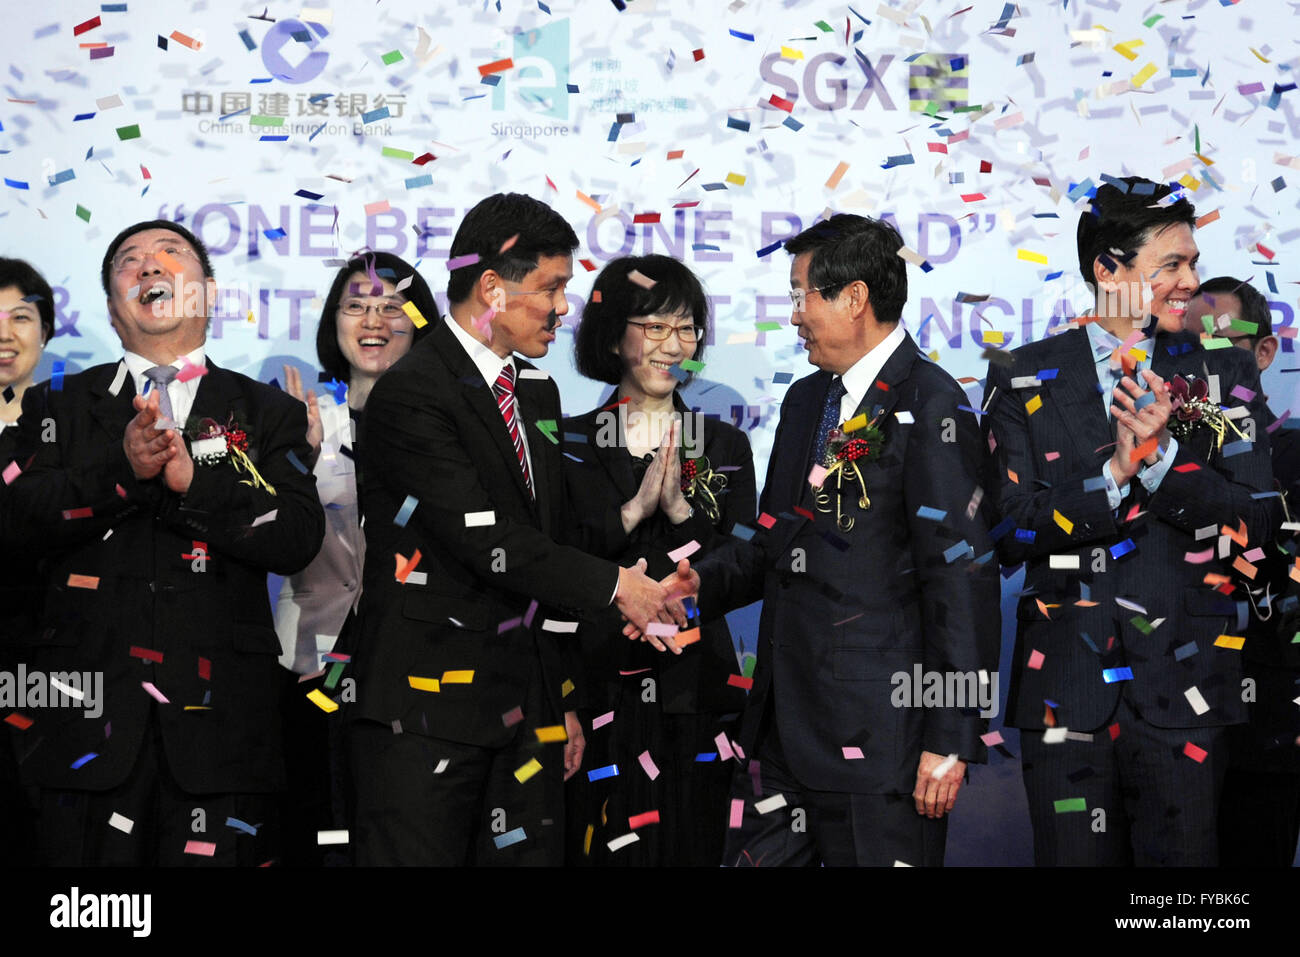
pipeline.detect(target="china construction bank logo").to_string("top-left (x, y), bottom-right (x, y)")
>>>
top-left (490, 19), bottom-right (570, 120)
top-left (759, 50), bottom-right (969, 113)
top-left (260, 17), bottom-right (330, 84)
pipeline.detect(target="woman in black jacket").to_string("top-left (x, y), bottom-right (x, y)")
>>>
top-left (564, 255), bottom-right (756, 866)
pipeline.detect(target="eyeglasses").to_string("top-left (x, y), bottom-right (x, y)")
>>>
top-left (340, 300), bottom-right (407, 319)
top-left (626, 321), bottom-right (702, 343)
top-left (112, 243), bottom-right (198, 273)
top-left (788, 286), bottom-right (837, 311)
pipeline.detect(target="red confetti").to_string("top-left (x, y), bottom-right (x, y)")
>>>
top-left (792, 505), bottom-right (815, 520)
top-left (727, 674), bottom-right (754, 690)
top-left (129, 646), bottom-right (163, 663)
top-left (632, 212), bottom-right (661, 224)
top-left (412, 152), bottom-right (436, 165)
top-left (980, 160), bottom-right (992, 173)
top-left (578, 258), bottom-right (597, 272)
top-left (768, 94), bottom-right (795, 113)
top-left (62, 507), bottom-right (93, 520)
top-left (666, 149), bottom-right (684, 160)
top-left (4, 713), bottom-right (33, 730)
top-left (198, 657), bottom-right (211, 680)
top-left (960, 192), bottom-right (987, 202)
top-left (757, 512), bottom-right (777, 529)
top-left (628, 810), bottom-right (660, 829)
top-left (73, 16), bottom-right (101, 36)
top-left (1183, 741), bottom-right (1208, 763)
top-left (478, 57), bottom-right (514, 77)
top-left (927, 142), bottom-right (948, 154)
top-left (692, 49), bottom-right (705, 61)
top-left (1108, 723), bottom-right (1120, 740)
top-left (1173, 462), bottom-right (1201, 473)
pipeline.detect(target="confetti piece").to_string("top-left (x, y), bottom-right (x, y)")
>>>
top-left (478, 57), bottom-right (513, 77)
top-left (441, 670), bottom-right (473, 685)
top-left (108, 812), bottom-right (134, 834)
top-left (1102, 667), bottom-right (1133, 683)
top-left (1214, 635), bottom-right (1245, 650)
top-left (637, 750), bottom-right (660, 780)
top-left (381, 49), bottom-right (404, 65)
top-left (493, 826), bottom-right (527, 849)
top-left (407, 676), bottom-right (440, 693)
top-left (1054, 798), bottom-right (1087, 813)
top-left (141, 681), bottom-right (169, 703)
top-left (534, 725), bottom-right (567, 744)
top-left (514, 757), bottom-right (542, 783)
top-left (129, 646), bottom-right (163, 663)
top-left (728, 798), bottom-right (744, 828)
top-left (73, 16), bottom-right (101, 35)
top-left (1183, 741), bottom-right (1208, 763)
top-left (1131, 62), bottom-right (1157, 87)
top-left (305, 689), bottom-right (338, 713)
top-left (588, 764), bottom-right (619, 782)
top-left (1052, 510), bottom-right (1074, 535)
top-left (1025, 395), bottom-right (1042, 415)
top-left (183, 840), bottom-right (216, 857)
top-left (4, 713), bottom-right (33, 730)
top-left (464, 510), bottom-right (495, 527)
top-left (67, 574), bottom-right (99, 589)
top-left (170, 30), bottom-right (201, 49)
top-left (1016, 249), bottom-right (1048, 265)
top-left (1027, 649), bottom-right (1045, 670)
top-left (606, 832), bottom-right (640, 852)
top-left (1184, 686), bottom-right (1210, 716)
top-left (754, 794), bottom-right (787, 814)
top-left (675, 628), bottom-right (701, 647)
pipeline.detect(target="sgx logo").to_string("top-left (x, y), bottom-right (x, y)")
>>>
top-left (491, 19), bottom-right (570, 120)
top-left (760, 51), bottom-right (968, 113)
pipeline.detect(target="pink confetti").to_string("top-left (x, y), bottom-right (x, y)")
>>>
top-left (666, 540), bottom-right (700, 563)
top-left (1229, 384), bottom-right (1256, 403)
top-left (591, 710), bottom-right (614, 729)
top-left (501, 706), bottom-right (524, 727)
top-left (637, 749), bottom-right (660, 780)
top-left (1027, 649), bottom-right (1045, 670)
top-left (184, 840), bottom-right (217, 857)
top-left (980, 730), bottom-right (1004, 747)
top-left (364, 199), bottom-right (391, 216)
top-left (1, 460), bottom-right (20, 485)
top-left (715, 732), bottom-right (735, 761)
top-left (807, 464), bottom-right (828, 487)
top-left (1044, 451), bottom-right (1061, 461)
top-left (729, 798), bottom-right (744, 828)
top-left (1183, 548), bottom-right (1215, 564)
top-left (176, 358), bottom-right (208, 383)
top-left (141, 681), bottom-right (169, 704)
top-left (645, 621), bottom-right (679, 637)
top-left (841, 746), bottom-right (864, 759)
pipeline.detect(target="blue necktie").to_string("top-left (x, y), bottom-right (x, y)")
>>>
top-left (144, 365), bottom-right (178, 427)
top-left (812, 377), bottom-right (847, 469)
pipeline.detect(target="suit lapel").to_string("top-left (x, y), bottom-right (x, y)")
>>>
top-left (850, 330), bottom-right (919, 427)
top-left (187, 360), bottom-right (244, 434)
top-left (88, 360), bottom-right (137, 441)
top-left (432, 322), bottom-right (538, 513)
top-left (1042, 328), bottom-right (1114, 465)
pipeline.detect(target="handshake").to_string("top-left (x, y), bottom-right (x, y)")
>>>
top-left (614, 558), bottom-right (700, 655)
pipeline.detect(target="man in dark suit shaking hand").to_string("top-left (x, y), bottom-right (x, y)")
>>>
top-left (1, 220), bottom-right (324, 865)
top-left (983, 177), bottom-right (1279, 865)
top-left (653, 214), bottom-right (1000, 866)
top-left (346, 193), bottom-right (673, 866)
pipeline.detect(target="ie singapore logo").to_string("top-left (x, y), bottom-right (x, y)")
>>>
top-left (491, 19), bottom-right (570, 120)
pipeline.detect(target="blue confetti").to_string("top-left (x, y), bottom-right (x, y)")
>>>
top-left (1222, 439), bottom-right (1252, 457)
top-left (1109, 538), bottom-right (1135, 559)
top-left (1014, 528), bottom-right (1036, 543)
top-left (70, 752), bottom-right (98, 769)
top-left (773, 371), bottom-right (793, 384)
top-left (263, 227), bottom-right (287, 240)
top-left (695, 752), bottom-right (718, 762)
top-left (492, 826), bottom-right (527, 848)
top-left (729, 28), bottom-right (755, 41)
top-left (295, 188), bottom-right (323, 200)
top-left (783, 115), bottom-right (803, 131)
top-left (755, 238), bottom-right (784, 258)
top-left (225, 816), bottom-right (259, 835)
top-left (101, 2), bottom-right (127, 10)
top-left (360, 106), bottom-right (391, 124)
top-left (51, 360), bottom-right (66, 391)
top-left (730, 524), bottom-right (755, 541)
top-left (3, 178), bottom-right (29, 190)
top-left (405, 174), bottom-right (433, 190)
top-left (73, 112), bottom-right (95, 121)
top-left (587, 764), bottom-right (619, 782)
top-left (259, 135), bottom-right (289, 142)
top-left (1173, 641), bottom-right (1199, 661)
top-left (1102, 667), bottom-right (1133, 683)
top-left (1082, 475), bottom-right (1108, 493)
top-left (726, 116), bottom-right (750, 132)
top-left (285, 449), bottom-right (308, 474)
top-left (990, 516), bottom-right (1015, 541)
top-left (49, 169), bottom-right (75, 185)
top-left (238, 28), bottom-right (256, 50)
top-left (1037, 368), bottom-right (1059, 380)
top-left (394, 495), bottom-right (418, 527)
top-left (882, 154), bottom-right (915, 168)
top-left (916, 506), bottom-right (947, 521)
top-left (943, 539), bottom-right (973, 562)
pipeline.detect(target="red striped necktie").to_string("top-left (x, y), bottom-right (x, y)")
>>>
top-left (492, 362), bottom-right (534, 498)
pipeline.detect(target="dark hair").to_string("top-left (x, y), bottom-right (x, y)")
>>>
top-left (783, 213), bottom-right (907, 324)
top-left (1196, 275), bottom-right (1272, 337)
top-left (101, 220), bottom-right (214, 294)
top-left (0, 257), bottom-right (55, 344)
top-left (1076, 176), bottom-right (1196, 288)
top-left (316, 251), bottom-right (440, 383)
top-left (574, 255), bottom-right (710, 386)
top-left (445, 192), bottom-right (578, 304)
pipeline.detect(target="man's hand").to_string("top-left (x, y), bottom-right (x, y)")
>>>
top-left (161, 428), bottom-right (194, 495)
top-left (1111, 370), bottom-right (1173, 469)
top-left (1107, 418), bottom-right (1141, 486)
top-left (913, 751), bottom-right (966, 818)
top-left (124, 391), bottom-right (174, 480)
top-left (281, 363), bottom-right (323, 464)
top-left (563, 710), bottom-right (586, 781)
top-left (615, 558), bottom-right (679, 635)
top-left (621, 431), bottom-right (671, 533)
top-left (622, 559), bottom-right (699, 652)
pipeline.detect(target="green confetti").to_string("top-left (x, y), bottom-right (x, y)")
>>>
top-left (1229, 319), bottom-right (1259, 335)
top-left (755, 321), bottom-right (782, 331)
top-left (1130, 615), bottom-right (1153, 635)
top-left (680, 358), bottom-right (705, 372)
top-left (250, 114), bottom-right (285, 127)
top-left (1143, 13), bottom-right (1164, 27)
top-left (534, 419), bottom-right (559, 444)
top-left (1201, 336), bottom-right (1232, 350)
top-left (324, 661), bottom-right (346, 691)
top-left (382, 146), bottom-right (415, 160)
top-left (115, 124), bottom-right (141, 140)
top-left (814, 20), bottom-right (832, 32)
top-left (381, 49), bottom-right (404, 65)
top-left (1194, 123), bottom-right (1200, 155)
top-left (1054, 797), bottom-right (1087, 813)
top-left (741, 652), bottom-right (757, 678)
top-left (75, 204), bottom-right (91, 222)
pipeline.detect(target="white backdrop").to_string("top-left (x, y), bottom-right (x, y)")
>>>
top-left (5, 0), bottom-right (1300, 474)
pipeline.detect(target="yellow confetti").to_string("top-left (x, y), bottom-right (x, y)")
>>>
top-left (535, 725), bottom-right (568, 743)
top-left (1112, 39), bottom-right (1142, 61)
top-left (583, 824), bottom-right (594, 856)
top-left (1053, 510), bottom-right (1074, 535)
top-left (1016, 249), bottom-right (1048, 265)
top-left (780, 45), bottom-right (804, 60)
top-left (1127, 347), bottom-right (1148, 362)
top-left (1025, 394), bottom-right (1042, 415)
top-left (402, 300), bottom-right (427, 329)
top-left (441, 670), bottom-right (474, 684)
top-left (725, 171), bottom-right (747, 186)
top-left (408, 676), bottom-right (441, 692)
top-left (1178, 172), bottom-right (1200, 190)
top-left (561, 678), bottom-right (575, 697)
top-left (514, 757), bottom-right (543, 783)
top-left (842, 413), bottom-right (869, 433)
top-left (306, 689), bottom-right (338, 713)
top-left (1250, 47), bottom-right (1271, 63)
top-left (1214, 635), bottom-right (1245, 650)
top-left (983, 330), bottom-right (1005, 344)
top-left (247, 310), bottom-right (255, 323)
top-left (1131, 62), bottom-right (1157, 87)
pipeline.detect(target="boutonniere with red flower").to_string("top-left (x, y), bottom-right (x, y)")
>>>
top-left (187, 415), bottom-right (277, 495)
top-left (680, 453), bottom-right (727, 524)
top-left (1167, 374), bottom-right (1245, 454)
top-left (814, 419), bottom-right (886, 532)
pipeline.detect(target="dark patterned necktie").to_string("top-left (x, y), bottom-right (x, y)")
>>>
top-left (493, 363), bottom-right (534, 498)
top-left (812, 376), bottom-right (847, 469)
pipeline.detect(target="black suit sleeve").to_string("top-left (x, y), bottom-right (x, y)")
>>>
top-left (365, 369), bottom-right (620, 613)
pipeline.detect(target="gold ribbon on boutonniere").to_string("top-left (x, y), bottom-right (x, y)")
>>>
top-left (813, 416), bottom-right (884, 532)
top-left (188, 415), bottom-right (278, 496)
top-left (1166, 373), bottom-right (1245, 456)
top-left (680, 452), bottom-right (727, 523)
